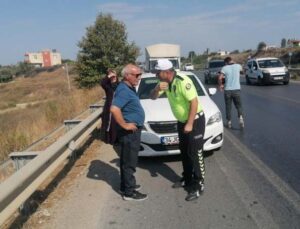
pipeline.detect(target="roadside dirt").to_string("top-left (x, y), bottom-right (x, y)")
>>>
top-left (3, 131), bottom-right (103, 229)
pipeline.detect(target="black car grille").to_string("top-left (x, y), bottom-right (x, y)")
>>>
top-left (148, 121), bottom-right (177, 134)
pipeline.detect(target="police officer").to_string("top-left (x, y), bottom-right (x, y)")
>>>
top-left (150, 59), bottom-right (205, 201)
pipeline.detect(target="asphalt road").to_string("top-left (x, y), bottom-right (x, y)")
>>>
top-left (30, 72), bottom-right (300, 229)
top-left (198, 72), bottom-right (300, 194)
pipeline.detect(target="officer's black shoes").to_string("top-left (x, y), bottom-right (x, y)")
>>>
top-left (119, 184), bottom-right (141, 194)
top-left (185, 190), bottom-right (200, 201)
top-left (123, 190), bottom-right (148, 201)
top-left (172, 177), bottom-right (185, 188)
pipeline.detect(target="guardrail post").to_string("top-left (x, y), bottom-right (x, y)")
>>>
top-left (67, 140), bottom-right (77, 162)
top-left (64, 120), bottom-right (81, 132)
top-left (9, 151), bottom-right (41, 214)
top-left (89, 104), bottom-right (103, 113)
top-left (9, 151), bottom-right (40, 171)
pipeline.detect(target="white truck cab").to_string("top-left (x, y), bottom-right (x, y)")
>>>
top-left (245, 57), bottom-right (290, 85)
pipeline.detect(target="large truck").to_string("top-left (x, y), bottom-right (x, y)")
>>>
top-left (145, 43), bottom-right (181, 72)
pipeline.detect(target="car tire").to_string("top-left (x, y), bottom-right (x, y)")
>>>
top-left (257, 77), bottom-right (263, 86)
top-left (205, 78), bottom-right (209, 84)
top-left (246, 75), bottom-right (251, 85)
top-left (283, 80), bottom-right (289, 85)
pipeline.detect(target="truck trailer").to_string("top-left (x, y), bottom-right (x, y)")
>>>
top-left (145, 43), bottom-right (181, 72)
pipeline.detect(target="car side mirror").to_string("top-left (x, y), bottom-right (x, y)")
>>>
top-left (208, 88), bottom-right (217, 96)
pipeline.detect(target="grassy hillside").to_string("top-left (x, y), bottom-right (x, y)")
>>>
top-left (0, 66), bottom-right (103, 161)
top-left (228, 47), bottom-right (300, 67)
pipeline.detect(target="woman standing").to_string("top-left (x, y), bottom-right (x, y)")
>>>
top-left (100, 69), bottom-right (119, 144)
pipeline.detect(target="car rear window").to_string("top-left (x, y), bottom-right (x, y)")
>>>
top-left (209, 61), bottom-right (225, 68)
top-left (138, 75), bottom-right (205, 100)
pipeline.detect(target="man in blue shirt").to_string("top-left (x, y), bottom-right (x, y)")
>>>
top-left (218, 56), bottom-right (245, 129)
top-left (110, 64), bottom-right (148, 201)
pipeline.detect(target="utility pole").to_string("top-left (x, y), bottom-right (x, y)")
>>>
top-left (65, 63), bottom-right (71, 91)
top-left (288, 52), bottom-right (292, 68)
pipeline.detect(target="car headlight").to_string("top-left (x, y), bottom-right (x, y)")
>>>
top-left (206, 112), bottom-right (222, 126)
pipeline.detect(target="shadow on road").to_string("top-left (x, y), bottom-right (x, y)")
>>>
top-left (138, 156), bottom-right (181, 183)
top-left (87, 160), bottom-right (120, 194)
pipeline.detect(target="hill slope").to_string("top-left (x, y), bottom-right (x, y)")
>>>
top-left (0, 66), bottom-right (103, 161)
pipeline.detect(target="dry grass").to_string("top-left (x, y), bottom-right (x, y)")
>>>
top-left (0, 67), bottom-right (104, 161)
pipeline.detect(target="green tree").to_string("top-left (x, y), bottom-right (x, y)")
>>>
top-left (76, 13), bottom-right (140, 88)
top-left (15, 62), bottom-right (34, 76)
top-left (257, 41), bottom-right (267, 52)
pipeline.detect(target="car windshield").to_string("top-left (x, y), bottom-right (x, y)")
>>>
top-left (258, 59), bottom-right (284, 68)
top-left (209, 61), bottom-right (225, 68)
top-left (138, 75), bottom-right (205, 100)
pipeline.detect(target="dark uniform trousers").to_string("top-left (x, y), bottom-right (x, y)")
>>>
top-left (177, 112), bottom-right (206, 192)
top-left (118, 128), bottom-right (141, 195)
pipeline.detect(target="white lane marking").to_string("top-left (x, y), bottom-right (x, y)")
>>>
top-left (215, 151), bottom-right (279, 229)
top-left (224, 129), bottom-right (300, 213)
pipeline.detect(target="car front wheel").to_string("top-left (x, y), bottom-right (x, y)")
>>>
top-left (257, 77), bottom-right (263, 86)
top-left (246, 75), bottom-right (251, 85)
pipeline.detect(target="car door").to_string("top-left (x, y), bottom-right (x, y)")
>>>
top-left (247, 61), bottom-right (254, 81)
top-left (251, 61), bottom-right (260, 82)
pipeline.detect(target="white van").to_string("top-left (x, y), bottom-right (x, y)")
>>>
top-left (245, 57), bottom-right (290, 85)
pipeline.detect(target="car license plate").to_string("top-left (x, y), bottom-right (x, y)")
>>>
top-left (274, 76), bottom-right (283, 80)
top-left (161, 136), bottom-right (179, 145)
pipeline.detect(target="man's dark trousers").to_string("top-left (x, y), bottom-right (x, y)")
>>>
top-left (177, 113), bottom-right (206, 192)
top-left (224, 90), bottom-right (243, 121)
top-left (118, 128), bottom-right (141, 196)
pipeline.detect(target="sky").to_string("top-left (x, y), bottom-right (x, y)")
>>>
top-left (0, 0), bottom-right (300, 65)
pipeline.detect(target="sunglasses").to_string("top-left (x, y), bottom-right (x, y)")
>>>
top-left (130, 73), bottom-right (142, 78)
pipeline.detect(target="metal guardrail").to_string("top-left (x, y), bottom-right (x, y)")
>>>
top-left (0, 105), bottom-right (103, 225)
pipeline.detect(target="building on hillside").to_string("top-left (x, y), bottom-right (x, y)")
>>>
top-left (24, 49), bottom-right (62, 67)
top-left (217, 50), bottom-right (230, 56)
top-left (287, 39), bottom-right (300, 48)
top-left (266, 45), bottom-right (277, 50)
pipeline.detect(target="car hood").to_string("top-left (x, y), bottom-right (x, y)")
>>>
top-left (141, 96), bottom-right (220, 123)
top-left (263, 67), bottom-right (286, 75)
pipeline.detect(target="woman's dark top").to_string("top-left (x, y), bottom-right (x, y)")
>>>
top-left (100, 76), bottom-right (119, 144)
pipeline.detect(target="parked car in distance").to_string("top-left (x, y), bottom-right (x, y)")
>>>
top-left (136, 71), bottom-right (223, 156)
top-left (183, 63), bottom-right (194, 71)
top-left (204, 60), bottom-right (225, 84)
top-left (245, 57), bottom-right (290, 85)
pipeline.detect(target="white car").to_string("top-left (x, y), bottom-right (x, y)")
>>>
top-left (136, 71), bottom-right (223, 156)
top-left (245, 57), bottom-right (290, 85)
top-left (183, 63), bottom-right (194, 71)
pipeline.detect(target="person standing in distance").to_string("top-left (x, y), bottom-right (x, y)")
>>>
top-left (110, 64), bottom-right (148, 201)
top-left (218, 56), bottom-right (245, 129)
top-left (150, 59), bottom-right (206, 201)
